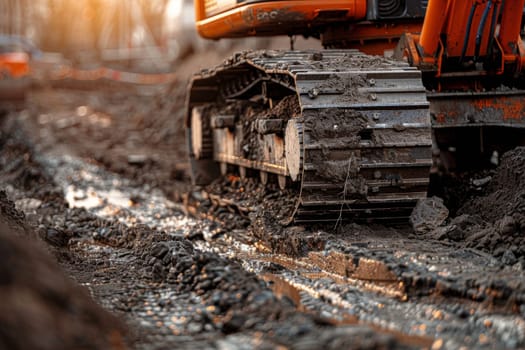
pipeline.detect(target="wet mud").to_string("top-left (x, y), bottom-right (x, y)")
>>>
top-left (0, 220), bottom-right (126, 350)
top-left (1, 112), bottom-right (426, 349)
top-left (1, 45), bottom-right (525, 349)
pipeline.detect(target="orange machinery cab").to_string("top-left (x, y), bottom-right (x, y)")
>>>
top-left (195, 0), bottom-right (366, 38)
top-left (194, 0), bottom-right (427, 55)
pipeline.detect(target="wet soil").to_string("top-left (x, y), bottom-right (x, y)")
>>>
top-left (416, 148), bottom-right (525, 264)
top-left (1, 47), bottom-right (525, 349)
top-left (1, 110), bottom-right (420, 349)
top-left (0, 153), bottom-right (126, 349)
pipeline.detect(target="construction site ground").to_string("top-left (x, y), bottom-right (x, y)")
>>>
top-left (1, 45), bottom-right (525, 349)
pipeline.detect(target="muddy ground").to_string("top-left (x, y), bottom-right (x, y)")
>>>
top-left (1, 45), bottom-right (525, 349)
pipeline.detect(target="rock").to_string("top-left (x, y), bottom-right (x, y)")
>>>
top-left (472, 176), bottom-right (492, 187)
top-left (150, 242), bottom-right (169, 259)
top-left (97, 227), bottom-right (111, 238)
top-left (512, 260), bottom-right (524, 271)
top-left (187, 322), bottom-right (203, 334)
top-left (221, 312), bottom-right (247, 334)
top-left (127, 154), bottom-right (148, 165)
top-left (14, 198), bottom-right (42, 213)
top-left (451, 214), bottom-right (484, 230)
top-left (448, 226), bottom-right (466, 241)
top-left (410, 197), bottom-right (449, 234)
top-left (501, 250), bottom-right (518, 266)
top-left (41, 227), bottom-right (69, 247)
top-left (498, 216), bottom-right (517, 236)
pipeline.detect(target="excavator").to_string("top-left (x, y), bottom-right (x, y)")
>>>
top-left (186, 0), bottom-right (525, 223)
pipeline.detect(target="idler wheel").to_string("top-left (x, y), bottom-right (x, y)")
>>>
top-left (285, 119), bottom-right (303, 182)
top-left (191, 107), bottom-right (213, 160)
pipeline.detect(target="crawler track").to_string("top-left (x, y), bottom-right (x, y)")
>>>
top-left (187, 50), bottom-right (432, 223)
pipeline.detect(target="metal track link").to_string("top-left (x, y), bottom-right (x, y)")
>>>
top-left (187, 50), bottom-right (432, 223)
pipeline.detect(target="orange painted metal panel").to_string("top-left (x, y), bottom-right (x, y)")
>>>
top-left (195, 0), bottom-right (366, 39)
top-left (499, 0), bottom-right (525, 56)
top-left (418, 0), bottom-right (449, 57)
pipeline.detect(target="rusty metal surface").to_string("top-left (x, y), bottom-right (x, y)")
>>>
top-left (429, 90), bottom-right (525, 127)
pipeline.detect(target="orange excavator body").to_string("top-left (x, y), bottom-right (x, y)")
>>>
top-left (186, 0), bottom-right (525, 222)
top-left (195, 0), bottom-right (525, 82)
top-left (195, 0), bottom-right (424, 55)
top-left (195, 0), bottom-right (368, 38)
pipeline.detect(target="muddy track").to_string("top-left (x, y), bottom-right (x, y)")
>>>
top-left (187, 50), bottom-right (432, 223)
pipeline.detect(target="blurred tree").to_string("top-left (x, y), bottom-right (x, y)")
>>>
top-left (139, 0), bottom-right (170, 47)
top-left (2, 0), bottom-right (173, 63)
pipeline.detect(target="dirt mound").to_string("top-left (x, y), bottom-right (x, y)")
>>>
top-left (0, 206), bottom-right (126, 350)
top-left (459, 147), bottom-right (525, 224)
top-left (424, 147), bottom-right (525, 264)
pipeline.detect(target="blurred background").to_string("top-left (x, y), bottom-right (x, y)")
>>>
top-left (0, 0), bottom-right (319, 74)
top-left (0, 0), bottom-right (200, 71)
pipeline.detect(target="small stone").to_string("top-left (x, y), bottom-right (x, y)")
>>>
top-left (221, 312), bottom-right (246, 334)
top-left (98, 227), bottom-right (111, 237)
top-left (308, 88), bottom-right (319, 99)
top-left (432, 338), bottom-right (444, 350)
top-left (512, 260), bottom-right (525, 272)
top-left (501, 250), bottom-right (517, 266)
top-left (498, 216), bottom-right (516, 236)
top-left (15, 198), bottom-right (42, 212)
top-left (187, 322), bottom-right (203, 334)
top-left (410, 197), bottom-right (449, 234)
top-left (446, 226), bottom-right (465, 241)
top-left (472, 176), bottom-right (491, 187)
top-left (150, 243), bottom-right (169, 259)
top-left (127, 154), bottom-right (148, 165)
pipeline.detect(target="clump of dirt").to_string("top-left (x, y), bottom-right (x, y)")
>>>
top-left (305, 109), bottom-right (367, 141)
top-left (310, 74), bottom-right (367, 101)
top-left (0, 118), bottom-right (48, 192)
top-left (186, 176), bottom-right (326, 256)
top-left (252, 211), bottom-right (327, 256)
top-left (332, 54), bottom-right (407, 70)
